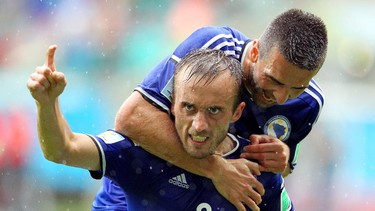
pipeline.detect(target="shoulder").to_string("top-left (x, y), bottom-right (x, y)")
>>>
top-left (299, 79), bottom-right (325, 112)
top-left (185, 26), bottom-right (249, 46)
top-left (287, 79), bottom-right (324, 126)
top-left (93, 130), bottom-right (135, 152)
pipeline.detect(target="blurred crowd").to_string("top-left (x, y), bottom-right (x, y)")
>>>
top-left (1, 0), bottom-right (375, 210)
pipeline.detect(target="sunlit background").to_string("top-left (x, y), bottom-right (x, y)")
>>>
top-left (1, 0), bottom-right (374, 210)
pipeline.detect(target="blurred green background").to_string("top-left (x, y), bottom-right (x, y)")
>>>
top-left (1, 0), bottom-right (375, 210)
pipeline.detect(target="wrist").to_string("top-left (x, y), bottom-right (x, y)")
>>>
top-left (203, 154), bottom-right (227, 179)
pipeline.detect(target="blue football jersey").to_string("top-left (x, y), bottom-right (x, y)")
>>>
top-left (93, 26), bottom-right (323, 210)
top-left (135, 26), bottom-right (324, 170)
top-left (89, 130), bottom-right (293, 211)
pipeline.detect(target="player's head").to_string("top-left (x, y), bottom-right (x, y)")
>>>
top-left (243, 8), bottom-right (328, 107)
top-left (171, 49), bottom-right (245, 158)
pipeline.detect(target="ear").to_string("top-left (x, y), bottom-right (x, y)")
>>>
top-left (170, 93), bottom-right (175, 115)
top-left (249, 39), bottom-right (259, 63)
top-left (231, 102), bottom-right (246, 123)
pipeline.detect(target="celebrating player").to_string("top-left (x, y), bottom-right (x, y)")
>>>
top-left (98, 8), bottom-right (328, 210)
top-left (27, 47), bottom-right (293, 210)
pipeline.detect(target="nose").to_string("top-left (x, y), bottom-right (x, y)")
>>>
top-left (192, 112), bottom-right (208, 132)
top-left (274, 87), bottom-right (289, 105)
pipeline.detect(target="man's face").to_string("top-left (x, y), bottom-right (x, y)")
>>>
top-left (246, 47), bottom-right (318, 108)
top-left (171, 68), bottom-right (243, 158)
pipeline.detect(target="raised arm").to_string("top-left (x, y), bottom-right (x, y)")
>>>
top-left (115, 91), bottom-right (264, 211)
top-left (27, 45), bottom-right (100, 171)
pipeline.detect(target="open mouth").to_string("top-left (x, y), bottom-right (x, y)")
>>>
top-left (190, 135), bottom-right (208, 143)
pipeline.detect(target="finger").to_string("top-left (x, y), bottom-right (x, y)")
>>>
top-left (233, 201), bottom-right (246, 211)
top-left (249, 135), bottom-right (260, 144)
top-left (240, 153), bottom-right (273, 172)
top-left (240, 197), bottom-right (259, 211)
top-left (250, 134), bottom-right (276, 144)
top-left (258, 165), bottom-right (268, 172)
top-left (251, 179), bottom-right (265, 196)
top-left (52, 72), bottom-right (67, 87)
top-left (35, 65), bottom-right (55, 88)
top-left (246, 188), bottom-right (262, 205)
top-left (44, 45), bottom-right (58, 71)
top-left (29, 71), bottom-right (51, 90)
top-left (244, 143), bottom-right (279, 153)
top-left (245, 160), bottom-right (261, 176)
top-left (259, 159), bottom-right (286, 172)
top-left (27, 77), bottom-right (45, 92)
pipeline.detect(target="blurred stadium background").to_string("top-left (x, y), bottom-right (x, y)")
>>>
top-left (1, 0), bottom-right (374, 210)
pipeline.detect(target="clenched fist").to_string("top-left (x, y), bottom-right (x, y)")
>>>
top-left (27, 45), bottom-right (66, 105)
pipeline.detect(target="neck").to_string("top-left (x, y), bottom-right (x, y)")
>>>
top-left (214, 135), bottom-right (235, 156)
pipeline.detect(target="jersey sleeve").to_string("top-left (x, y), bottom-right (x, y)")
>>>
top-left (135, 26), bottom-right (249, 114)
top-left (287, 80), bottom-right (325, 171)
top-left (88, 130), bottom-right (134, 180)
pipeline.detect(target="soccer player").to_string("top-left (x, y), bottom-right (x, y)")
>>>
top-left (98, 8), bottom-right (328, 211)
top-left (27, 47), bottom-right (292, 210)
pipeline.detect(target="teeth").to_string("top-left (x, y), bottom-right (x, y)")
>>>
top-left (191, 135), bottom-right (207, 142)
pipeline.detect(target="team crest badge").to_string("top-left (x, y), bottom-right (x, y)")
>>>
top-left (264, 115), bottom-right (291, 141)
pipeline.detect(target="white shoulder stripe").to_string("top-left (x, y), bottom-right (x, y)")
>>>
top-left (215, 41), bottom-right (235, 48)
top-left (309, 80), bottom-right (323, 95)
top-left (202, 33), bottom-right (245, 49)
top-left (171, 48), bottom-right (239, 63)
top-left (171, 54), bottom-right (181, 63)
top-left (304, 88), bottom-right (323, 125)
top-left (88, 134), bottom-right (106, 178)
top-left (135, 87), bottom-right (171, 115)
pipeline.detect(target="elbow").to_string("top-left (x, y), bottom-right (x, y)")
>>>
top-left (41, 148), bottom-right (67, 164)
top-left (114, 106), bottom-right (142, 137)
top-left (43, 153), bottom-right (61, 164)
top-left (43, 154), bottom-right (60, 164)
top-left (114, 92), bottom-right (144, 136)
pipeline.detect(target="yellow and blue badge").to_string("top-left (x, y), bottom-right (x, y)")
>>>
top-left (98, 130), bottom-right (124, 144)
top-left (264, 115), bottom-right (291, 141)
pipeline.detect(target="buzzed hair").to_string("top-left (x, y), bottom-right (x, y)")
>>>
top-left (259, 8), bottom-right (328, 71)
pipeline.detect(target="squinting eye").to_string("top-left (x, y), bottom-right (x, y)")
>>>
top-left (207, 107), bottom-right (220, 114)
top-left (185, 104), bottom-right (194, 111)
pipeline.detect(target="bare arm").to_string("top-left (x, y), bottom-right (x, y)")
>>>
top-left (115, 91), bottom-right (264, 211)
top-left (27, 45), bottom-right (100, 170)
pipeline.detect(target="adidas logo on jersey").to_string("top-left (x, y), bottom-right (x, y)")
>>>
top-left (169, 173), bottom-right (190, 189)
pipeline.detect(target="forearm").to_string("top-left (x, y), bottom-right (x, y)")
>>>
top-left (36, 99), bottom-right (72, 163)
top-left (29, 45), bottom-right (99, 170)
top-left (115, 92), bottom-right (221, 178)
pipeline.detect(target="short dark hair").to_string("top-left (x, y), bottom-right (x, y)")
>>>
top-left (174, 48), bottom-right (243, 107)
top-left (259, 8), bottom-right (328, 71)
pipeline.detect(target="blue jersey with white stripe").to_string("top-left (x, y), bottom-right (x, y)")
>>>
top-left (135, 26), bottom-right (324, 169)
top-left (136, 26), bottom-right (249, 113)
top-left (90, 130), bottom-right (293, 211)
top-left (93, 26), bottom-right (323, 210)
